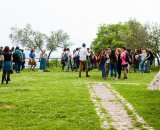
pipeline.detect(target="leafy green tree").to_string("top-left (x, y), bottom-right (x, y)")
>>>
top-left (146, 23), bottom-right (160, 53)
top-left (146, 23), bottom-right (160, 65)
top-left (124, 19), bottom-right (151, 50)
top-left (9, 24), bottom-right (45, 52)
top-left (91, 23), bottom-right (131, 54)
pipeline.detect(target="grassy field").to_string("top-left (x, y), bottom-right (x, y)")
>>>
top-left (0, 67), bottom-right (160, 130)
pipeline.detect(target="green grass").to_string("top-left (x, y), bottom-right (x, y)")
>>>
top-left (0, 69), bottom-right (104, 130)
top-left (109, 67), bottom-right (160, 130)
top-left (0, 67), bottom-right (160, 129)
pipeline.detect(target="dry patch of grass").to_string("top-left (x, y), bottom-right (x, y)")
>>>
top-left (0, 104), bottom-right (15, 108)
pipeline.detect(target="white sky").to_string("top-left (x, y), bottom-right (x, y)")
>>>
top-left (0, 0), bottom-right (160, 56)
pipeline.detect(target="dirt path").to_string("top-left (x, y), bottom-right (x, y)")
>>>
top-left (89, 83), bottom-right (153, 130)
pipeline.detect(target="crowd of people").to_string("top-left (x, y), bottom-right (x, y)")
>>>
top-left (0, 44), bottom-right (155, 84)
top-left (0, 46), bottom-right (48, 84)
top-left (61, 44), bottom-right (155, 79)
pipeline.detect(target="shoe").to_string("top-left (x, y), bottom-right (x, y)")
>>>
top-left (1, 77), bottom-right (4, 84)
top-left (86, 75), bottom-right (91, 77)
top-left (123, 77), bottom-right (128, 79)
top-left (6, 79), bottom-right (8, 84)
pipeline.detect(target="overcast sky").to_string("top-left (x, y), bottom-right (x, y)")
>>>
top-left (0, 0), bottom-right (160, 55)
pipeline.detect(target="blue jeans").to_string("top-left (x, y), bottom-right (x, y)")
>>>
top-left (88, 62), bottom-right (92, 71)
top-left (145, 60), bottom-right (150, 72)
top-left (40, 58), bottom-right (46, 70)
top-left (139, 60), bottom-right (145, 72)
top-left (74, 59), bottom-right (79, 71)
top-left (99, 64), bottom-right (106, 78)
top-left (110, 62), bottom-right (117, 77)
top-left (15, 60), bottom-right (21, 73)
top-left (65, 61), bottom-right (69, 71)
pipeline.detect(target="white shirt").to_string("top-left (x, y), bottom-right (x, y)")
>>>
top-left (79, 47), bottom-right (89, 61)
top-left (73, 51), bottom-right (79, 58)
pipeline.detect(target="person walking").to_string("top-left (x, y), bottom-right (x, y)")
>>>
top-left (79, 43), bottom-right (90, 78)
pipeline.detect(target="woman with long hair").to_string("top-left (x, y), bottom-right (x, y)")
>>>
top-left (116, 48), bottom-right (122, 79)
top-left (109, 49), bottom-right (118, 79)
top-left (1, 46), bottom-right (13, 84)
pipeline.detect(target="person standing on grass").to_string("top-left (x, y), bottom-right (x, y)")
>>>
top-left (1, 46), bottom-right (12, 84)
top-left (28, 49), bottom-right (36, 71)
top-left (13, 46), bottom-right (22, 73)
top-left (21, 49), bottom-right (25, 70)
top-left (0, 47), bottom-right (3, 71)
top-left (67, 48), bottom-right (73, 71)
top-left (116, 48), bottom-right (122, 79)
top-left (64, 48), bottom-right (70, 72)
top-left (61, 48), bottom-right (66, 71)
top-left (139, 49), bottom-right (147, 73)
top-left (121, 47), bottom-right (128, 79)
top-left (99, 50), bottom-right (107, 79)
top-left (79, 43), bottom-right (90, 78)
top-left (73, 48), bottom-right (79, 72)
top-left (105, 47), bottom-right (111, 78)
top-left (109, 49), bottom-right (118, 79)
top-left (39, 49), bottom-right (47, 71)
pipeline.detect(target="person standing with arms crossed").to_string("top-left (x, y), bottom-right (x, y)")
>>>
top-left (79, 43), bottom-right (90, 78)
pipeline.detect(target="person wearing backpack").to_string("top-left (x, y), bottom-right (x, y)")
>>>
top-left (73, 48), bottom-right (79, 72)
top-left (121, 47), bottom-right (128, 79)
top-left (13, 46), bottom-right (22, 73)
top-left (63, 48), bottom-right (70, 72)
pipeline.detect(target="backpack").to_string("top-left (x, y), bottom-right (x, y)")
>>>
top-left (125, 52), bottom-right (132, 64)
top-left (63, 53), bottom-right (68, 61)
top-left (13, 51), bottom-right (20, 62)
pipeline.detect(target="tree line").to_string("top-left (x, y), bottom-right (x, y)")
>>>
top-left (91, 19), bottom-right (160, 60)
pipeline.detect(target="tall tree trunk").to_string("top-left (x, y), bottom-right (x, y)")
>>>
top-left (47, 50), bottom-right (53, 67)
